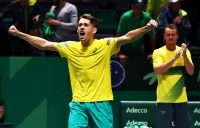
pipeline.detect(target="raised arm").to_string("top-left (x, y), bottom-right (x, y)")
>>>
top-left (8, 25), bottom-right (56, 51)
top-left (116, 19), bottom-right (158, 47)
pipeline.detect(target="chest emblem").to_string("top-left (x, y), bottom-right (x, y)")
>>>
top-left (93, 48), bottom-right (97, 53)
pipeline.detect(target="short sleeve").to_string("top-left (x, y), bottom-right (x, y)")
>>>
top-left (153, 49), bottom-right (163, 68)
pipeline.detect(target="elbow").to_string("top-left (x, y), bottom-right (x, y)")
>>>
top-left (124, 35), bottom-right (134, 43)
top-left (188, 70), bottom-right (194, 76)
top-left (186, 65), bottom-right (195, 76)
top-left (39, 41), bottom-right (49, 50)
top-left (33, 44), bottom-right (46, 50)
top-left (39, 46), bottom-right (46, 50)
top-left (154, 68), bottom-right (163, 74)
top-left (188, 72), bottom-right (194, 76)
top-left (40, 43), bottom-right (48, 50)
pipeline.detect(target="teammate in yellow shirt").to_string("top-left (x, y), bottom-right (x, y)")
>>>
top-left (8, 14), bottom-right (158, 128)
top-left (153, 24), bottom-right (194, 128)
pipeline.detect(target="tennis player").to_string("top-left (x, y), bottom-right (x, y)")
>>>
top-left (9, 14), bottom-right (157, 128)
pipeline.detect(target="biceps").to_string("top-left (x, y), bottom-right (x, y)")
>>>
top-left (43, 41), bottom-right (56, 51)
top-left (116, 36), bottom-right (129, 47)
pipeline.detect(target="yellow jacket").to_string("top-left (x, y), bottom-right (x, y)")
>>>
top-left (17, 0), bottom-right (37, 6)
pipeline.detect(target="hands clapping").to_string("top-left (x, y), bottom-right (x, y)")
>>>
top-left (175, 43), bottom-right (187, 59)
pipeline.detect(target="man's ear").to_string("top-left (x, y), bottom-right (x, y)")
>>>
top-left (93, 27), bottom-right (97, 34)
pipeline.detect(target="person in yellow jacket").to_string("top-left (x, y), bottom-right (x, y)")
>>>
top-left (0, 0), bottom-right (44, 56)
top-left (16, 0), bottom-right (40, 23)
top-left (29, 0), bottom-right (37, 6)
top-left (146, 0), bottom-right (168, 19)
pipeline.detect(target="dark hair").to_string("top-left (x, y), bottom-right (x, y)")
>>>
top-left (164, 24), bottom-right (178, 34)
top-left (131, 0), bottom-right (144, 6)
top-left (78, 14), bottom-right (98, 27)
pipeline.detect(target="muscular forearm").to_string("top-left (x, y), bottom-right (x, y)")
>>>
top-left (127, 25), bottom-right (151, 41)
top-left (116, 19), bottom-right (157, 46)
top-left (16, 31), bottom-right (51, 50)
top-left (117, 25), bottom-right (151, 47)
top-left (184, 56), bottom-right (194, 75)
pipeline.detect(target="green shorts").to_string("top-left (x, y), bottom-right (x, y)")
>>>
top-left (68, 101), bottom-right (113, 128)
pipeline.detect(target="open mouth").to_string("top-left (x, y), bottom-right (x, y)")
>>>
top-left (80, 31), bottom-right (85, 36)
top-left (79, 31), bottom-right (85, 40)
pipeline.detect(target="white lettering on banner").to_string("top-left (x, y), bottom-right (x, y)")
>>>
top-left (126, 120), bottom-right (148, 126)
top-left (194, 108), bottom-right (200, 114)
top-left (194, 121), bottom-right (200, 127)
top-left (126, 107), bottom-right (148, 114)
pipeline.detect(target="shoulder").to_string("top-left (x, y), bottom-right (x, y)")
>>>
top-left (66, 2), bottom-right (77, 9)
top-left (65, 41), bottom-right (80, 46)
top-left (142, 11), bottom-right (152, 19)
top-left (96, 38), bottom-right (117, 44)
top-left (154, 46), bottom-right (165, 54)
top-left (121, 10), bottom-right (133, 18)
top-left (56, 41), bottom-right (79, 48)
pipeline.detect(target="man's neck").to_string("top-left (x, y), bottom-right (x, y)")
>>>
top-left (166, 44), bottom-right (176, 51)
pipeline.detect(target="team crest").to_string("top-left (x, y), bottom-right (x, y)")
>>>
top-left (93, 48), bottom-right (97, 53)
